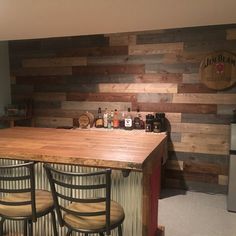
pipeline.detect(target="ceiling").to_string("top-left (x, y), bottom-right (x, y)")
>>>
top-left (0, 0), bottom-right (236, 41)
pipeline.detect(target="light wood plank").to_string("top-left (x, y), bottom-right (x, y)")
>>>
top-left (170, 123), bottom-right (230, 135)
top-left (109, 34), bottom-right (136, 46)
top-left (98, 83), bottom-right (177, 93)
top-left (169, 142), bottom-right (229, 155)
top-left (129, 42), bottom-right (183, 55)
top-left (173, 93), bottom-right (236, 104)
top-left (181, 133), bottom-right (229, 145)
top-left (218, 175), bottom-right (228, 185)
top-left (22, 57), bottom-right (87, 67)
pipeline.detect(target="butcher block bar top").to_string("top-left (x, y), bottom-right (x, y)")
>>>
top-left (0, 127), bottom-right (167, 171)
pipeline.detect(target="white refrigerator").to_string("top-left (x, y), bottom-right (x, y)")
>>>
top-left (227, 123), bottom-right (236, 212)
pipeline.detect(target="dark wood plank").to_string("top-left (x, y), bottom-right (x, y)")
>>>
top-left (16, 76), bottom-right (67, 85)
top-left (72, 65), bottom-right (145, 75)
top-left (67, 92), bottom-right (137, 102)
top-left (178, 83), bottom-right (217, 93)
top-left (134, 103), bottom-right (217, 114)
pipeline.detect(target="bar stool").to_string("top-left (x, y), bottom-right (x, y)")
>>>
top-left (44, 164), bottom-right (125, 236)
top-left (0, 161), bottom-right (58, 236)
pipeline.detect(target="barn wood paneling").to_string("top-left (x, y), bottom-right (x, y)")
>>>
top-left (9, 24), bottom-right (236, 193)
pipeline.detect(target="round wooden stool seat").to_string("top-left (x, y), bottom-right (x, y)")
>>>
top-left (0, 190), bottom-right (54, 217)
top-left (63, 200), bottom-right (125, 231)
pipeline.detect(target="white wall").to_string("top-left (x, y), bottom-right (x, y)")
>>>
top-left (0, 41), bottom-right (11, 116)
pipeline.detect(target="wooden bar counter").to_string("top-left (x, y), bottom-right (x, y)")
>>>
top-left (0, 127), bottom-right (167, 236)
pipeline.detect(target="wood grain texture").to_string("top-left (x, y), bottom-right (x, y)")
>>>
top-left (170, 123), bottom-right (230, 135)
top-left (12, 67), bottom-right (72, 76)
top-left (61, 101), bottom-right (132, 111)
top-left (109, 34), bottom-right (136, 46)
top-left (178, 83), bottom-right (215, 93)
top-left (22, 57), bottom-right (87, 67)
top-left (57, 46), bottom-right (128, 57)
top-left (135, 103), bottom-right (216, 114)
top-left (134, 73), bottom-right (182, 83)
top-left (0, 127), bottom-right (167, 171)
top-left (129, 42), bottom-right (184, 55)
top-left (33, 92), bottom-right (66, 101)
top-left (173, 93), bottom-right (236, 104)
top-left (67, 92), bottom-right (137, 102)
top-left (98, 83), bottom-right (177, 93)
top-left (72, 65), bottom-right (144, 75)
top-left (15, 76), bottom-right (67, 85)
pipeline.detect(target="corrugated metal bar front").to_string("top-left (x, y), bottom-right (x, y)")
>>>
top-left (0, 159), bottom-right (142, 236)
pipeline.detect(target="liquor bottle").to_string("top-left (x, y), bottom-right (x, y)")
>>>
top-left (107, 111), bottom-right (112, 129)
top-left (113, 109), bottom-right (120, 128)
top-left (95, 107), bottom-right (103, 128)
top-left (103, 108), bottom-right (108, 128)
top-left (133, 108), bottom-right (141, 129)
top-left (110, 110), bottom-right (114, 128)
top-left (124, 108), bottom-right (133, 130)
top-left (119, 112), bottom-right (125, 128)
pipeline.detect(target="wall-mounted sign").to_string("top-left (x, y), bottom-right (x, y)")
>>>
top-left (200, 51), bottom-right (236, 90)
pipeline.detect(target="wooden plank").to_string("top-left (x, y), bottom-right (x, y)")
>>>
top-left (12, 67), bottom-right (72, 76)
top-left (57, 46), bottom-right (128, 57)
top-left (169, 132), bottom-right (182, 142)
top-left (168, 151), bottom-right (228, 166)
top-left (135, 103), bottom-right (216, 114)
top-left (165, 113), bottom-right (182, 123)
top-left (33, 101), bottom-right (61, 109)
top-left (165, 178), bottom-right (227, 193)
top-left (98, 83), bottom-right (177, 93)
top-left (173, 93), bottom-right (236, 104)
top-left (136, 26), bottom-right (226, 44)
top-left (218, 175), bottom-right (228, 185)
top-left (61, 101), bottom-right (132, 111)
top-left (169, 142), bottom-right (229, 155)
top-left (166, 160), bottom-right (184, 171)
top-left (170, 123), bottom-right (230, 135)
top-left (134, 73), bottom-right (182, 83)
top-left (217, 104), bottom-right (236, 115)
top-left (33, 92), bottom-right (66, 101)
top-left (182, 73), bottom-right (200, 84)
top-left (15, 76), bottom-right (67, 85)
top-left (129, 42), bottom-right (184, 55)
top-left (22, 57), bottom-right (87, 67)
top-left (165, 169), bottom-right (218, 184)
top-left (181, 133), bottom-right (229, 146)
top-left (145, 63), bottom-right (199, 74)
top-left (109, 34), bottom-right (136, 46)
top-left (226, 28), bottom-right (236, 40)
top-left (184, 160), bottom-right (228, 175)
top-left (34, 109), bottom-right (86, 118)
top-left (181, 113), bottom-right (232, 124)
top-left (178, 83), bottom-right (215, 93)
top-left (137, 93), bottom-right (173, 103)
top-left (35, 117), bottom-right (73, 128)
top-left (184, 40), bottom-right (236, 53)
top-left (72, 65), bottom-right (145, 75)
top-left (67, 92), bottom-right (137, 102)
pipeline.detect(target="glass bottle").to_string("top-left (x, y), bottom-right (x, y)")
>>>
top-left (95, 107), bottom-right (103, 128)
top-left (124, 108), bottom-right (133, 130)
top-left (113, 109), bottom-right (120, 128)
top-left (103, 108), bottom-right (108, 128)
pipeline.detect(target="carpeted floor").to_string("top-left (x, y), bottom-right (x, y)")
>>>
top-left (159, 189), bottom-right (236, 236)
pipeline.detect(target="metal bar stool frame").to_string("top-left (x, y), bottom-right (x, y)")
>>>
top-left (0, 161), bottom-right (58, 236)
top-left (44, 164), bottom-right (125, 236)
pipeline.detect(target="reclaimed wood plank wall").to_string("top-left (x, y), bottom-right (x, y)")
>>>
top-left (9, 24), bottom-right (236, 193)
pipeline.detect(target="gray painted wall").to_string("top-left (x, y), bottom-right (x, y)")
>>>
top-left (0, 41), bottom-right (11, 116)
